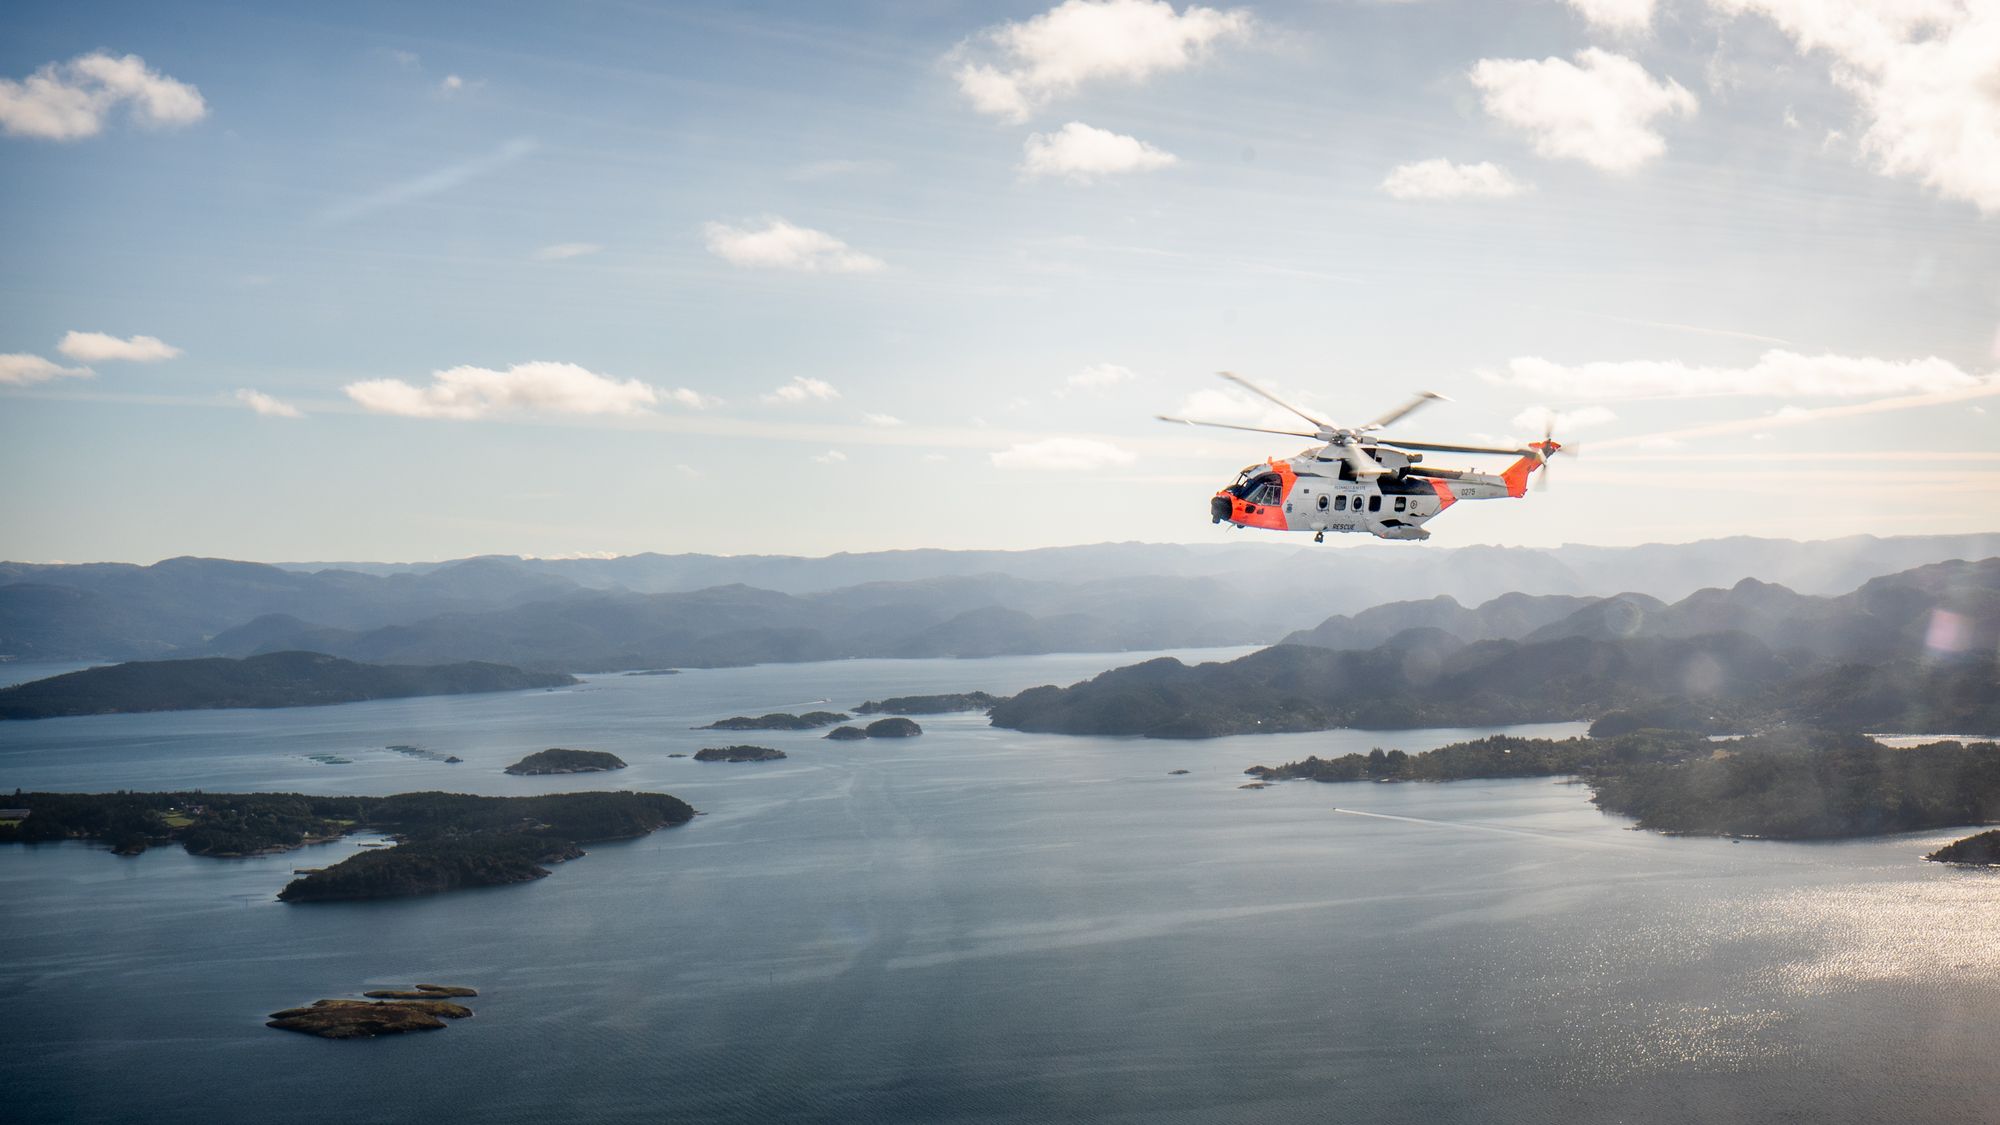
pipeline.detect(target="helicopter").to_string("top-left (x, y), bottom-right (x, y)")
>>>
top-left (1158, 372), bottom-right (1564, 542)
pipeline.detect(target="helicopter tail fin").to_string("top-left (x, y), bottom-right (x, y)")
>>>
top-left (1501, 441), bottom-right (1560, 497)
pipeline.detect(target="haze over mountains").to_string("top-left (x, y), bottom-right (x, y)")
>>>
top-left (2, 534), bottom-right (1996, 671)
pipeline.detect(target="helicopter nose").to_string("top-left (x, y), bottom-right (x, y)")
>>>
top-left (1210, 495), bottom-right (1232, 523)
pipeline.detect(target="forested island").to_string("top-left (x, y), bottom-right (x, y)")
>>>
top-left (699, 711), bottom-right (848, 730)
top-left (504, 748), bottom-right (627, 775)
top-left (694, 745), bottom-right (786, 762)
top-left (1927, 830), bottom-right (2000, 866)
top-left (0, 789), bottom-right (694, 899)
top-left (1250, 730), bottom-right (2000, 841)
top-left (854, 692), bottom-right (1005, 714)
top-left (826, 718), bottom-right (924, 740)
top-left (0, 651), bottom-right (575, 720)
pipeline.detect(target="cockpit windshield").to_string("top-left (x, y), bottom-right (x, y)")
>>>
top-left (1230, 471), bottom-right (1282, 505)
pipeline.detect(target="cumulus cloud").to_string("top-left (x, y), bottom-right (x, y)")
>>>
top-left (762, 376), bottom-right (840, 404)
top-left (440, 74), bottom-right (465, 94)
top-left (1021, 122), bottom-right (1177, 181)
top-left (533, 242), bottom-right (602, 260)
top-left (1565, 0), bottom-right (1657, 34)
top-left (0, 52), bottom-right (206, 141)
top-left (991, 436), bottom-right (1138, 470)
top-left (1062, 363), bottom-right (1137, 395)
top-left (1470, 48), bottom-right (1696, 172)
top-left (1486, 350), bottom-right (1988, 399)
top-left (1708, 0), bottom-right (2000, 213)
top-left (344, 361), bottom-right (672, 419)
top-left (1510, 404), bottom-right (1618, 434)
top-left (1380, 159), bottom-right (1527, 200)
top-left (0, 354), bottom-right (92, 386)
top-left (235, 388), bottom-right (304, 418)
top-left (665, 387), bottom-right (721, 409)
top-left (57, 331), bottom-right (181, 363)
top-left (951, 0), bottom-right (1252, 122)
top-left (703, 218), bottom-right (884, 273)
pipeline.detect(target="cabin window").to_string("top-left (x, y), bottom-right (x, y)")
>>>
top-left (1368, 495), bottom-right (1381, 512)
top-left (1394, 497), bottom-right (1407, 512)
top-left (1334, 495), bottom-right (1347, 511)
top-left (1317, 494), bottom-right (1329, 511)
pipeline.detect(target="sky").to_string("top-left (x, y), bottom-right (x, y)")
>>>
top-left (1, 0), bottom-right (1996, 563)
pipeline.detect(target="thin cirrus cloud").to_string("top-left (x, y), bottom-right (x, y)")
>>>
top-left (344, 360), bottom-right (703, 419)
top-left (1564, 0), bottom-right (1657, 34)
top-left (1061, 362), bottom-right (1137, 395)
top-left (0, 52), bottom-right (206, 141)
top-left (1470, 48), bottom-right (1696, 173)
top-left (991, 436), bottom-right (1138, 470)
top-left (235, 388), bottom-right (304, 419)
top-left (1485, 350), bottom-right (1990, 399)
top-left (317, 137), bottom-right (537, 225)
top-left (0, 353), bottom-right (93, 386)
top-left (862, 412), bottom-right (904, 426)
top-left (762, 376), bottom-right (841, 404)
top-left (532, 242), bottom-right (603, 261)
top-left (1021, 122), bottom-right (1177, 182)
top-left (1708, 0), bottom-right (2000, 213)
top-left (58, 331), bottom-right (181, 363)
top-left (950, 0), bottom-right (1251, 122)
top-left (1380, 159), bottom-right (1527, 200)
top-left (704, 218), bottom-right (884, 273)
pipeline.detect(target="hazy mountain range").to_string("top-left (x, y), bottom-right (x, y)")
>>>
top-left (987, 558), bottom-right (2000, 738)
top-left (3, 534), bottom-right (1996, 669)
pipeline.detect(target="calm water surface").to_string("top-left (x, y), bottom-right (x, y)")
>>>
top-left (2, 650), bottom-right (1995, 1124)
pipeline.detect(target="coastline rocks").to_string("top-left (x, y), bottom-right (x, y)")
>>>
top-left (364, 984), bottom-right (479, 999)
top-left (504, 748), bottom-right (627, 775)
top-left (825, 726), bottom-right (867, 741)
top-left (699, 712), bottom-right (848, 731)
top-left (1168, 769), bottom-right (1190, 776)
top-left (1928, 829), bottom-right (2000, 866)
top-left (693, 745), bottom-right (787, 763)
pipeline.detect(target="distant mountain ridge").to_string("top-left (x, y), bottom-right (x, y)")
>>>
top-left (988, 558), bottom-right (2000, 738)
top-left (3, 534), bottom-right (1996, 666)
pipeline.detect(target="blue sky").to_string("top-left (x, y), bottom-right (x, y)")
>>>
top-left (2, 0), bottom-right (1996, 562)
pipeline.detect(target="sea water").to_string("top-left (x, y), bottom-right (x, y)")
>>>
top-left (2, 650), bottom-right (1994, 1124)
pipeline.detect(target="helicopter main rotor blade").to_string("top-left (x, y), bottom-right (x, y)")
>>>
top-left (1376, 439), bottom-right (1532, 457)
top-left (1361, 390), bottom-right (1448, 432)
top-left (1155, 415), bottom-right (1322, 439)
top-left (1215, 371), bottom-right (1335, 432)
top-left (1340, 444), bottom-right (1389, 478)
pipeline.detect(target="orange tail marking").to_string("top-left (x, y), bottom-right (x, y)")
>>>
top-left (1501, 441), bottom-right (1560, 497)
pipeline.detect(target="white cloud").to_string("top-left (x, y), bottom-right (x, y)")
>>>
top-left (1170, 385), bottom-right (1326, 432)
top-left (1063, 363), bottom-right (1137, 395)
top-left (533, 242), bottom-right (603, 261)
top-left (1486, 350), bottom-right (1988, 399)
top-left (1470, 48), bottom-right (1696, 172)
top-left (922, 453), bottom-right (950, 463)
top-left (0, 52), bottom-right (206, 141)
top-left (812, 449), bottom-right (849, 464)
top-left (344, 361), bottom-right (666, 419)
top-left (1564, 0), bottom-right (1657, 34)
top-left (951, 0), bottom-right (1252, 122)
top-left (762, 376), bottom-right (841, 404)
top-left (1708, 0), bottom-right (2000, 213)
top-left (991, 436), bottom-right (1138, 470)
top-left (57, 331), bottom-right (181, 363)
top-left (440, 74), bottom-right (465, 94)
top-left (665, 387), bottom-right (720, 409)
top-left (862, 412), bottom-right (904, 426)
top-left (1380, 159), bottom-right (1527, 200)
top-left (235, 388), bottom-right (304, 418)
top-left (1021, 122), bottom-right (1177, 181)
top-left (703, 218), bottom-right (884, 273)
top-left (0, 354), bottom-right (92, 386)
top-left (1510, 404), bottom-right (1618, 434)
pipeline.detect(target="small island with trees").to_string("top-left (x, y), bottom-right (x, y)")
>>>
top-left (826, 717), bottom-right (923, 740)
top-left (699, 711), bottom-right (849, 731)
top-left (0, 789), bottom-right (695, 900)
top-left (504, 748), bottom-right (627, 775)
top-left (693, 745), bottom-right (787, 762)
top-left (853, 692), bottom-right (1005, 715)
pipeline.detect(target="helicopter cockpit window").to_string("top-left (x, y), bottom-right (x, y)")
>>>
top-left (1244, 475), bottom-right (1282, 505)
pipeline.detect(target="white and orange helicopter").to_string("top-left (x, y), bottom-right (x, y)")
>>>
top-left (1160, 372), bottom-right (1564, 542)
